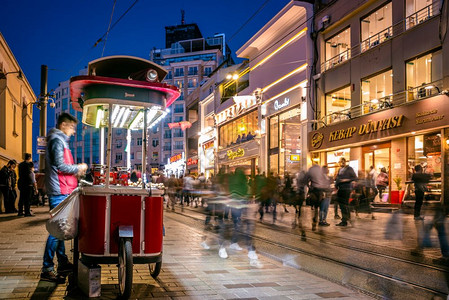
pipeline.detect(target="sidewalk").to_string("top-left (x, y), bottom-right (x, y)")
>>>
top-left (0, 206), bottom-right (372, 299)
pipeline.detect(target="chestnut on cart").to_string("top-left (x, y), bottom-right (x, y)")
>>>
top-left (70, 56), bottom-right (179, 299)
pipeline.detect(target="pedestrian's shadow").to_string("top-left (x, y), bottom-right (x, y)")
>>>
top-left (0, 215), bottom-right (23, 222)
top-left (29, 280), bottom-right (58, 299)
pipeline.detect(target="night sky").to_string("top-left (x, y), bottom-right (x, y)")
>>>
top-left (0, 0), bottom-right (290, 160)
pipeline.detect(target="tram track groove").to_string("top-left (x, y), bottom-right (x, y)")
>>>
top-left (164, 206), bottom-right (449, 299)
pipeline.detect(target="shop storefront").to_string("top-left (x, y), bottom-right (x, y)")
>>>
top-left (199, 137), bottom-right (216, 178)
top-left (217, 140), bottom-right (260, 176)
top-left (263, 90), bottom-right (304, 176)
top-left (309, 95), bottom-right (449, 204)
top-left (164, 152), bottom-right (185, 178)
top-left (186, 156), bottom-right (198, 176)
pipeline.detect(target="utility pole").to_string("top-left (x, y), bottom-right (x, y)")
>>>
top-left (38, 65), bottom-right (48, 173)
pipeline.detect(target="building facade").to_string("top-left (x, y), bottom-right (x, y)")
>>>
top-left (309, 0), bottom-right (449, 204)
top-left (0, 32), bottom-right (35, 166)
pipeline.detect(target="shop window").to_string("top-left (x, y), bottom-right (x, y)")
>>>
top-left (407, 133), bottom-right (441, 180)
top-left (269, 117), bottom-right (279, 149)
top-left (361, 69), bottom-right (393, 114)
top-left (218, 110), bottom-right (258, 149)
top-left (406, 50), bottom-right (442, 101)
top-left (361, 3), bottom-right (392, 52)
top-left (325, 86), bottom-right (351, 124)
top-left (406, 0), bottom-right (441, 29)
top-left (326, 148), bottom-right (350, 177)
top-left (324, 27), bottom-right (351, 71)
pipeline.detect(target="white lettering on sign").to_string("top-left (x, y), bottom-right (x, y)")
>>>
top-left (274, 98), bottom-right (290, 110)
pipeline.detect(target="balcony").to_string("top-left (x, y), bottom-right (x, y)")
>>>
top-left (320, 80), bottom-right (443, 127)
top-left (360, 26), bottom-right (392, 53)
top-left (321, 49), bottom-right (351, 72)
top-left (406, 2), bottom-right (440, 30)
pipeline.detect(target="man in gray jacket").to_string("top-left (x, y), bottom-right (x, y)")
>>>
top-left (306, 163), bottom-right (331, 231)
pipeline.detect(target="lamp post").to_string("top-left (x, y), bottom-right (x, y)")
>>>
top-left (38, 65), bottom-right (48, 173)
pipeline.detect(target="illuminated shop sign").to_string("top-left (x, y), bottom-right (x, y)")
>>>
top-left (227, 148), bottom-right (245, 160)
top-left (215, 95), bottom-right (258, 125)
top-left (170, 153), bottom-right (183, 163)
top-left (329, 115), bottom-right (404, 143)
top-left (290, 155), bottom-right (300, 161)
top-left (187, 158), bottom-right (198, 166)
top-left (274, 98), bottom-right (290, 111)
top-left (203, 140), bottom-right (215, 150)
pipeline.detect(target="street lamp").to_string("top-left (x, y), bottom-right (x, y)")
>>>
top-left (0, 70), bottom-right (23, 80)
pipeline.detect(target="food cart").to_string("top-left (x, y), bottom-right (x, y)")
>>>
top-left (70, 55), bottom-right (179, 298)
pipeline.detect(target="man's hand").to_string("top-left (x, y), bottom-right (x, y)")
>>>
top-left (78, 163), bottom-right (88, 176)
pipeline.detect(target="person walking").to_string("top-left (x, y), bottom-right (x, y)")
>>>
top-left (411, 164), bottom-right (432, 220)
top-left (41, 113), bottom-right (87, 283)
top-left (17, 153), bottom-right (34, 216)
top-left (0, 160), bottom-right (17, 213)
top-left (376, 167), bottom-right (389, 201)
top-left (335, 157), bottom-right (357, 227)
top-left (305, 163), bottom-right (331, 231)
top-left (319, 165), bottom-right (333, 226)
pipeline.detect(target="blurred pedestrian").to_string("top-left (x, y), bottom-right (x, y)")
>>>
top-left (166, 175), bottom-right (180, 211)
top-left (376, 167), bottom-right (389, 201)
top-left (319, 165), bottom-right (333, 226)
top-left (305, 163), bottom-right (330, 231)
top-left (0, 159), bottom-right (17, 213)
top-left (18, 153), bottom-right (34, 216)
top-left (41, 113), bottom-right (87, 283)
top-left (335, 157), bottom-right (357, 227)
top-left (412, 164), bottom-right (432, 220)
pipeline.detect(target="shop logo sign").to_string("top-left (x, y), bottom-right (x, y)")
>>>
top-left (227, 148), bottom-right (245, 160)
top-left (274, 98), bottom-right (290, 111)
top-left (170, 153), bottom-right (183, 163)
top-left (311, 132), bottom-right (324, 149)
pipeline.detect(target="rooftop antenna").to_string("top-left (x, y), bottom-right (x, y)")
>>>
top-left (181, 9), bottom-right (185, 25)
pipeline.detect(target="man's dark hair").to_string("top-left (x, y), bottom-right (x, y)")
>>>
top-left (7, 159), bottom-right (17, 166)
top-left (57, 112), bottom-right (78, 128)
top-left (415, 165), bottom-right (422, 172)
top-left (24, 153), bottom-right (32, 161)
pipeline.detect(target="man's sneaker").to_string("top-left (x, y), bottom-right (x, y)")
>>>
top-left (250, 259), bottom-right (263, 268)
top-left (200, 241), bottom-right (210, 250)
top-left (248, 250), bottom-right (258, 260)
top-left (414, 216), bottom-right (424, 220)
top-left (57, 262), bottom-right (74, 275)
top-left (336, 222), bottom-right (348, 227)
top-left (219, 247), bottom-right (228, 259)
top-left (40, 270), bottom-right (66, 283)
top-left (229, 243), bottom-right (243, 251)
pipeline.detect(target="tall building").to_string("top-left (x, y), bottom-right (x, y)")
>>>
top-left (150, 23), bottom-right (232, 176)
top-left (309, 0), bottom-right (449, 204)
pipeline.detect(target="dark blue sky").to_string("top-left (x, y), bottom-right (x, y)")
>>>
top-left (0, 0), bottom-right (290, 161)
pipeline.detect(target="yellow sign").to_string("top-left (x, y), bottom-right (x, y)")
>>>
top-left (290, 155), bottom-right (300, 161)
top-left (227, 148), bottom-right (245, 160)
top-left (329, 115), bottom-right (404, 142)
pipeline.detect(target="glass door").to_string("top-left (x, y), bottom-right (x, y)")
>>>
top-left (362, 143), bottom-right (391, 202)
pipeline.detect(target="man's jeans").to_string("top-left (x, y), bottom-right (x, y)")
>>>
top-left (42, 194), bottom-right (69, 272)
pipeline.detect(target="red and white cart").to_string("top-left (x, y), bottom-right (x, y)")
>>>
top-left (70, 56), bottom-right (179, 298)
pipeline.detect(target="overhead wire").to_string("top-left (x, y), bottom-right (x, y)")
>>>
top-left (102, 0), bottom-right (118, 57)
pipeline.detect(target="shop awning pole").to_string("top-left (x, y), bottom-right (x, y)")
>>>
top-left (142, 108), bottom-right (147, 189)
top-left (105, 103), bottom-right (113, 188)
top-left (100, 127), bottom-right (105, 173)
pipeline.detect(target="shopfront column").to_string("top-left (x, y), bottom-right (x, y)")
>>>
top-left (443, 128), bottom-right (449, 207)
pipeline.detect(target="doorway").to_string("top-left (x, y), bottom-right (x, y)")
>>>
top-left (362, 142), bottom-right (391, 201)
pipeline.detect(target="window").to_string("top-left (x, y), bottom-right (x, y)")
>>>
top-left (163, 142), bottom-right (172, 151)
top-left (166, 71), bottom-right (172, 79)
top-left (174, 67), bottom-right (184, 77)
top-left (152, 139), bottom-right (159, 147)
top-left (188, 66), bottom-right (198, 75)
top-left (325, 86), bottom-right (351, 124)
top-left (406, 50), bottom-right (442, 101)
top-left (152, 127), bottom-right (158, 134)
top-left (164, 130), bottom-right (172, 139)
top-left (324, 28), bottom-right (351, 70)
top-left (174, 129), bottom-right (183, 138)
top-left (361, 69), bottom-right (393, 114)
top-left (137, 138), bottom-right (142, 146)
top-left (174, 104), bottom-right (184, 113)
top-left (13, 104), bottom-right (18, 136)
top-left (361, 3), bottom-right (392, 52)
top-left (204, 67), bottom-right (212, 77)
top-left (116, 153), bottom-right (122, 161)
top-left (116, 140), bottom-right (122, 148)
top-left (131, 153), bottom-right (135, 160)
top-left (406, 0), bottom-right (441, 29)
top-left (407, 133), bottom-right (440, 181)
top-left (62, 98), bottom-right (68, 111)
top-left (175, 141), bottom-right (184, 150)
top-left (218, 110), bottom-right (258, 148)
top-left (175, 80), bottom-right (183, 89)
top-left (178, 92), bottom-right (184, 101)
top-left (174, 116), bottom-right (183, 122)
top-left (188, 78), bottom-right (198, 88)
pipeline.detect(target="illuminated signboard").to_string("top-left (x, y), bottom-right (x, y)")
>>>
top-left (227, 148), bottom-right (245, 160)
top-left (187, 158), bottom-right (198, 166)
top-left (170, 153), bottom-right (183, 163)
top-left (290, 155), bottom-right (300, 161)
top-left (203, 140), bottom-right (214, 150)
top-left (274, 98), bottom-right (290, 111)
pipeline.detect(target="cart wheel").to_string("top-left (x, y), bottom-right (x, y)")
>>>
top-left (118, 238), bottom-right (133, 299)
top-left (149, 261), bottom-right (162, 278)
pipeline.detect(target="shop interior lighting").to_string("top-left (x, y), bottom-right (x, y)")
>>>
top-left (371, 99), bottom-right (379, 104)
top-left (129, 110), bottom-right (143, 130)
top-left (119, 108), bottom-right (131, 128)
top-left (146, 108), bottom-right (158, 125)
top-left (425, 85), bottom-right (435, 90)
top-left (95, 107), bottom-right (104, 128)
top-left (113, 107), bottom-right (126, 127)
